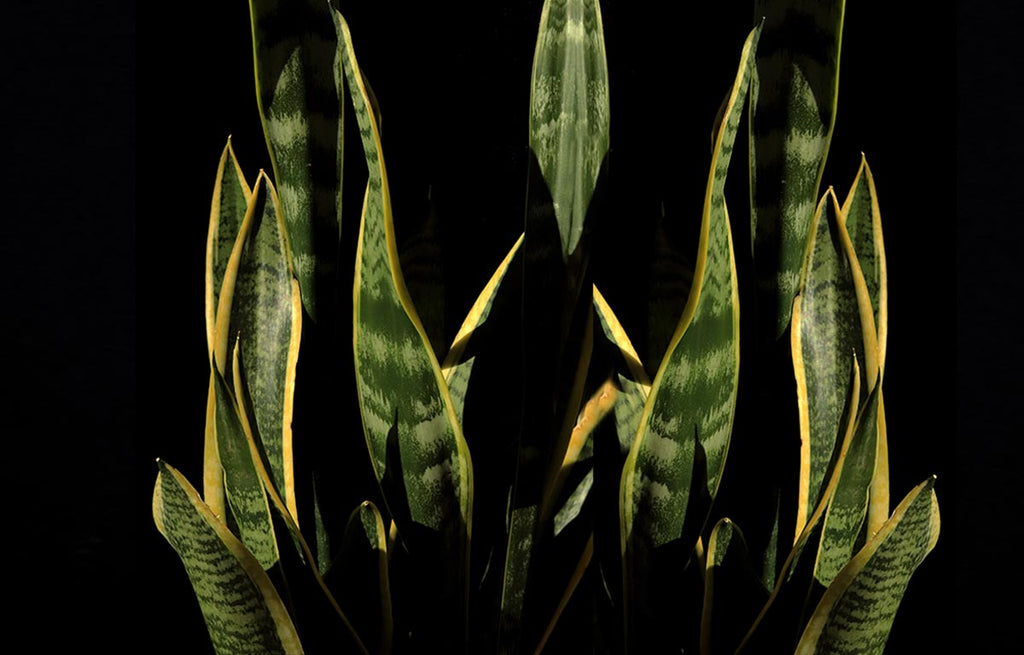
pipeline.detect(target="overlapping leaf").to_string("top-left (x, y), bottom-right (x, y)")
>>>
top-left (226, 172), bottom-right (302, 522)
top-left (153, 461), bottom-right (303, 655)
top-left (333, 11), bottom-right (472, 536)
top-left (700, 519), bottom-right (766, 655)
top-left (792, 189), bottom-right (873, 537)
top-left (750, 0), bottom-right (845, 337)
top-left (796, 478), bottom-right (940, 654)
top-left (621, 23), bottom-right (758, 551)
top-left (529, 0), bottom-right (610, 259)
top-left (249, 0), bottom-right (343, 321)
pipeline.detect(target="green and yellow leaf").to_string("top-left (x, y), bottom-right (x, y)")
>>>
top-left (621, 23), bottom-right (758, 551)
top-left (248, 0), bottom-right (343, 321)
top-left (529, 0), bottom-right (610, 259)
top-left (226, 172), bottom-right (302, 522)
top-left (153, 460), bottom-right (303, 655)
top-left (700, 519), bottom-right (766, 655)
top-left (750, 0), bottom-right (845, 337)
top-left (334, 10), bottom-right (473, 538)
top-left (796, 478), bottom-right (940, 654)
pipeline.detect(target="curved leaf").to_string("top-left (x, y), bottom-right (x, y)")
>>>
top-left (227, 172), bottom-right (302, 522)
top-left (153, 461), bottom-right (303, 655)
top-left (621, 23), bottom-right (758, 552)
top-left (700, 519), bottom-right (766, 655)
top-left (334, 9), bottom-right (473, 538)
top-left (792, 189), bottom-right (872, 537)
top-left (248, 0), bottom-right (342, 321)
top-left (529, 0), bottom-right (610, 258)
top-left (750, 0), bottom-right (845, 337)
top-left (796, 478), bottom-right (940, 654)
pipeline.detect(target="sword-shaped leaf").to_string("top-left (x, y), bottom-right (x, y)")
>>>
top-left (204, 139), bottom-right (252, 518)
top-left (442, 233), bottom-right (524, 425)
top-left (333, 10), bottom-right (472, 536)
top-left (621, 23), bottom-right (758, 551)
top-left (750, 0), bottom-right (845, 337)
top-left (330, 501), bottom-right (393, 655)
top-left (214, 368), bottom-right (278, 570)
top-left (529, 0), bottom-right (610, 259)
top-left (153, 460), bottom-right (304, 655)
top-left (792, 189), bottom-right (875, 538)
top-left (796, 478), bottom-right (940, 654)
top-left (840, 156), bottom-right (890, 535)
top-left (593, 286), bottom-right (651, 456)
top-left (700, 519), bottom-right (766, 655)
top-left (814, 388), bottom-right (879, 586)
top-left (226, 172), bottom-right (302, 522)
top-left (248, 0), bottom-right (342, 321)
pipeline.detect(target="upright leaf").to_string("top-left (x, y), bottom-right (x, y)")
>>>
top-left (153, 461), bottom-right (303, 655)
top-left (792, 189), bottom-right (870, 538)
top-left (621, 23), bottom-right (758, 552)
top-left (796, 478), bottom-right (940, 654)
top-left (204, 139), bottom-right (252, 518)
top-left (334, 8), bottom-right (472, 545)
top-left (227, 173), bottom-right (302, 522)
top-left (529, 0), bottom-right (610, 259)
top-left (330, 502), bottom-right (393, 655)
top-left (700, 519), bottom-right (766, 655)
top-left (249, 0), bottom-right (343, 321)
top-left (750, 0), bottom-right (845, 337)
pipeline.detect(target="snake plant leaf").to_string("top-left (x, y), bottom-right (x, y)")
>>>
top-left (700, 519), bottom-right (767, 655)
top-left (840, 157), bottom-right (890, 536)
top-left (594, 286), bottom-right (652, 455)
top-left (534, 534), bottom-right (595, 655)
top-left (792, 189), bottom-right (871, 538)
top-left (333, 11), bottom-right (472, 539)
top-left (329, 501), bottom-right (393, 655)
top-left (750, 0), bottom-right (845, 338)
top-left (204, 140), bottom-right (252, 517)
top-left (214, 368), bottom-right (279, 570)
top-left (840, 154), bottom-right (887, 373)
top-left (225, 172), bottom-right (302, 523)
top-left (153, 460), bottom-right (304, 655)
top-left (248, 0), bottom-right (342, 322)
top-left (621, 23), bottom-right (758, 552)
top-left (795, 477), bottom-right (940, 654)
top-left (814, 388), bottom-right (879, 587)
top-left (442, 233), bottom-right (524, 425)
top-left (529, 0), bottom-right (610, 259)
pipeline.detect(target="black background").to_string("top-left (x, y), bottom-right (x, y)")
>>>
top-left (7, 0), bottom-right (1017, 652)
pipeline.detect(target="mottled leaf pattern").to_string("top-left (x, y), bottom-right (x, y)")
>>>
top-left (621, 25), bottom-right (758, 550)
top-left (227, 173), bottom-right (302, 521)
top-left (750, 0), bottom-right (845, 337)
top-left (792, 190), bottom-right (865, 537)
top-left (334, 11), bottom-right (472, 533)
top-left (529, 0), bottom-right (610, 258)
top-left (214, 369), bottom-right (279, 570)
top-left (442, 233), bottom-right (524, 425)
top-left (249, 0), bottom-right (342, 321)
top-left (796, 478), bottom-right (940, 654)
top-left (153, 461), bottom-right (303, 655)
top-left (814, 389), bottom-right (878, 586)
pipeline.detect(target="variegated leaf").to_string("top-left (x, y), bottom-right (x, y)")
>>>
top-left (249, 0), bottom-right (342, 321)
top-left (153, 461), bottom-right (303, 655)
top-left (529, 0), bottom-right (610, 259)
top-left (226, 172), bottom-right (302, 522)
top-left (621, 24), bottom-right (758, 551)
top-left (750, 0), bottom-right (845, 338)
top-left (204, 140), bottom-right (252, 517)
top-left (333, 11), bottom-right (472, 536)
top-left (213, 368), bottom-right (278, 570)
top-left (796, 478), bottom-right (940, 654)
top-left (792, 189), bottom-right (870, 538)
top-left (442, 233), bottom-right (524, 426)
top-left (814, 388), bottom-right (879, 586)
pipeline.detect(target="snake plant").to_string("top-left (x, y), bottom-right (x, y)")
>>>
top-left (152, 1), bottom-right (940, 653)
